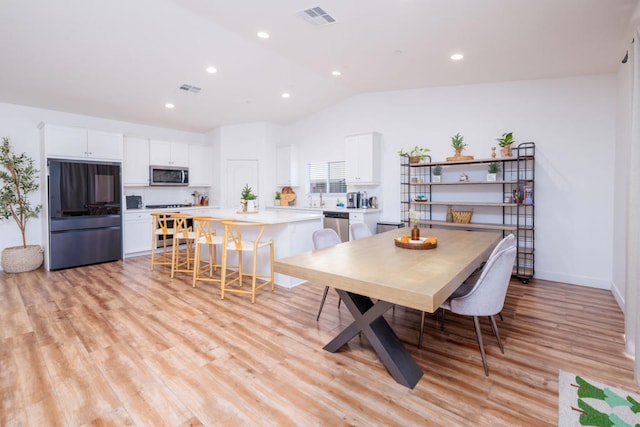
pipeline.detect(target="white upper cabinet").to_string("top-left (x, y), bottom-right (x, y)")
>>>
top-left (345, 132), bottom-right (381, 185)
top-left (123, 136), bottom-right (150, 186)
top-left (188, 145), bottom-right (211, 186)
top-left (42, 124), bottom-right (123, 161)
top-left (149, 140), bottom-right (189, 167)
top-left (276, 145), bottom-right (299, 186)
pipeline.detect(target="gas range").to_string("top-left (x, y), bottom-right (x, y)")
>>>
top-left (145, 203), bottom-right (193, 209)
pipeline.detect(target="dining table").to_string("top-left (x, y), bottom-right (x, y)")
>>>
top-left (274, 227), bottom-right (502, 389)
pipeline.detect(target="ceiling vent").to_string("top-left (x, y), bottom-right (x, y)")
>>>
top-left (179, 84), bottom-right (201, 93)
top-left (296, 7), bottom-right (336, 26)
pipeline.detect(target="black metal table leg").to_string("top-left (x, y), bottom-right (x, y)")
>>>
top-left (323, 289), bottom-right (423, 389)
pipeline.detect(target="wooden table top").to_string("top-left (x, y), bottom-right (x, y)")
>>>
top-left (275, 227), bottom-right (501, 313)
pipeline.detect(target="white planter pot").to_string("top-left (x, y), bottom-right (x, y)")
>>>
top-left (247, 200), bottom-right (258, 212)
top-left (487, 173), bottom-right (497, 182)
top-left (432, 175), bottom-right (441, 182)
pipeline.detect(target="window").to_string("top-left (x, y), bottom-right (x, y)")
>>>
top-left (307, 161), bottom-right (346, 194)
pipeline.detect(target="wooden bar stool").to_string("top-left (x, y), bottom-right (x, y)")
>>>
top-left (220, 221), bottom-right (274, 304)
top-left (192, 216), bottom-right (226, 287)
top-left (150, 212), bottom-right (174, 271)
top-left (171, 213), bottom-right (196, 278)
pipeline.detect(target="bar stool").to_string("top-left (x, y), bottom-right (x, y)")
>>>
top-left (171, 213), bottom-right (196, 278)
top-left (192, 216), bottom-right (226, 287)
top-left (150, 212), bottom-right (174, 271)
top-left (220, 221), bottom-right (274, 304)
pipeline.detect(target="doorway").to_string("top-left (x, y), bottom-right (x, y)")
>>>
top-left (226, 159), bottom-right (259, 209)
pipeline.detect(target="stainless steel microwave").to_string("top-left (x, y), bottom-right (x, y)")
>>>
top-left (149, 166), bottom-right (189, 186)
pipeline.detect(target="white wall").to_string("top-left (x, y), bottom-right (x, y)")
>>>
top-left (0, 102), bottom-right (206, 260)
top-left (286, 75), bottom-right (617, 288)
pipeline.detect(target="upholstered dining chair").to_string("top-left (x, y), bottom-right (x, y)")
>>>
top-left (192, 216), bottom-right (226, 288)
top-left (349, 222), bottom-right (372, 240)
top-left (220, 221), bottom-right (274, 304)
top-left (312, 228), bottom-right (342, 321)
top-left (435, 245), bottom-right (517, 376)
top-left (150, 212), bottom-right (174, 271)
top-left (418, 233), bottom-right (516, 347)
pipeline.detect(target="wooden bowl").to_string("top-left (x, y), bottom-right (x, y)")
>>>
top-left (394, 236), bottom-right (437, 250)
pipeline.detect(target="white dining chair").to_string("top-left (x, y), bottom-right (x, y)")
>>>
top-left (349, 223), bottom-right (372, 240)
top-left (434, 245), bottom-right (517, 376)
top-left (312, 228), bottom-right (342, 321)
top-left (419, 233), bottom-right (516, 346)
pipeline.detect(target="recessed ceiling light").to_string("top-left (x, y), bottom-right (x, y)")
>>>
top-left (281, 92), bottom-right (290, 99)
top-left (165, 103), bottom-right (175, 109)
top-left (257, 31), bottom-right (270, 39)
top-left (331, 70), bottom-right (342, 76)
top-left (450, 53), bottom-right (464, 61)
top-left (206, 66), bottom-right (217, 74)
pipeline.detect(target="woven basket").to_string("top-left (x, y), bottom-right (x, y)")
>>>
top-left (452, 209), bottom-right (473, 224)
top-left (1, 245), bottom-right (43, 273)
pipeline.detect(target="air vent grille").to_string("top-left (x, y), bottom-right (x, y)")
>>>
top-left (179, 84), bottom-right (201, 93)
top-left (296, 6), bottom-right (337, 26)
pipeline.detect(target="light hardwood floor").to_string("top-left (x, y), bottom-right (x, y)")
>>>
top-left (1, 256), bottom-right (637, 426)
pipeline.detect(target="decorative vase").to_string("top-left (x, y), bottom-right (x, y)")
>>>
top-left (247, 200), bottom-right (258, 212)
top-left (1, 245), bottom-right (43, 273)
top-left (411, 225), bottom-right (420, 240)
top-left (241, 200), bottom-right (248, 212)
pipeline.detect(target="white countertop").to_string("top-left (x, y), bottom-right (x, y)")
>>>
top-left (267, 206), bottom-right (381, 214)
top-left (126, 206), bottom-right (322, 224)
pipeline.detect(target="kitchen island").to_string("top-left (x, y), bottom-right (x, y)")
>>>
top-left (124, 207), bottom-right (323, 287)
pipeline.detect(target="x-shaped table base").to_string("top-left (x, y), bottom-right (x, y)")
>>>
top-left (323, 289), bottom-right (423, 389)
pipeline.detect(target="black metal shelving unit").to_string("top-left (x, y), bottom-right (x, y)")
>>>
top-left (399, 143), bottom-right (535, 283)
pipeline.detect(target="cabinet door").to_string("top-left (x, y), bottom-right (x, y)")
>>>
top-left (123, 137), bottom-right (150, 186)
top-left (124, 212), bottom-right (151, 255)
top-left (276, 145), bottom-right (299, 186)
top-left (87, 130), bottom-right (123, 160)
top-left (170, 142), bottom-right (189, 167)
top-left (189, 145), bottom-right (211, 186)
top-left (44, 125), bottom-right (88, 158)
top-left (149, 140), bottom-right (171, 165)
top-left (345, 133), bottom-right (380, 185)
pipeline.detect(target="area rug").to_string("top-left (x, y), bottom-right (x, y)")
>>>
top-left (558, 370), bottom-right (640, 426)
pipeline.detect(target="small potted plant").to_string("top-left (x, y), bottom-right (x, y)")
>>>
top-left (398, 146), bottom-right (430, 164)
top-left (274, 191), bottom-right (281, 206)
top-left (240, 184), bottom-right (257, 212)
top-left (432, 164), bottom-right (442, 182)
top-left (450, 133), bottom-right (467, 156)
top-left (487, 162), bottom-right (501, 181)
top-left (497, 132), bottom-right (515, 157)
top-left (0, 137), bottom-right (43, 273)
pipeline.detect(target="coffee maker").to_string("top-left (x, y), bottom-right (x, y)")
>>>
top-left (359, 191), bottom-right (369, 208)
top-left (347, 192), bottom-right (359, 208)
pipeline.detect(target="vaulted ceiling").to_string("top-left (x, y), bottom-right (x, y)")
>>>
top-left (1, 0), bottom-right (638, 132)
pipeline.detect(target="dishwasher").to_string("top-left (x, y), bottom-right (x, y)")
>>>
top-left (323, 211), bottom-right (350, 242)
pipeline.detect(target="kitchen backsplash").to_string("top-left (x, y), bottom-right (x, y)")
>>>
top-left (124, 186), bottom-right (211, 207)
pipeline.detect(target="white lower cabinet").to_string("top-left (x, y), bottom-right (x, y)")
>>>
top-left (349, 211), bottom-right (381, 240)
top-left (124, 212), bottom-right (151, 256)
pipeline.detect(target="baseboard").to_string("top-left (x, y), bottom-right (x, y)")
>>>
top-left (533, 270), bottom-right (611, 290)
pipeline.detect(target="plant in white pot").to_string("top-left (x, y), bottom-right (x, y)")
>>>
top-left (240, 184), bottom-right (258, 212)
top-left (0, 137), bottom-right (43, 273)
top-left (487, 162), bottom-right (501, 181)
top-left (432, 165), bottom-right (442, 182)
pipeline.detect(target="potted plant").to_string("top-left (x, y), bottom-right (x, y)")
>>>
top-left (274, 191), bottom-right (281, 206)
top-left (241, 184), bottom-right (257, 212)
top-left (0, 137), bottom-right (43, 273)
top-left (497, 132), bottom-right (515, 157)
top-left (398, 146), bottom-right (430, 164)
top-left (487, 162), bottom-right (501, 181)
top-left (450, 133), bottom-right (467, 157)
top-left (432, 164), bottom-right (442, 182)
